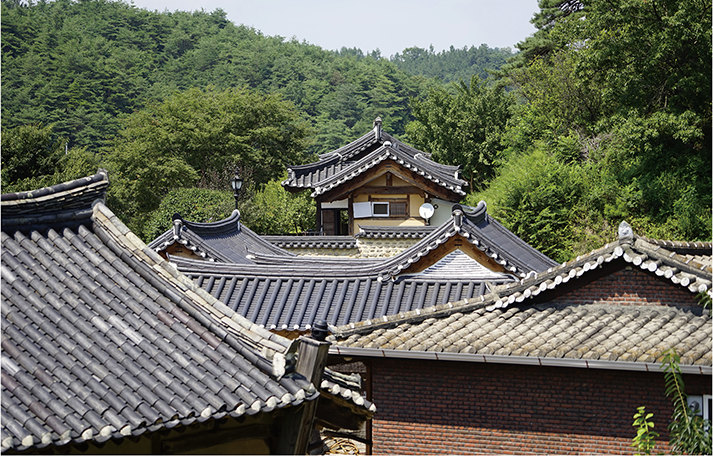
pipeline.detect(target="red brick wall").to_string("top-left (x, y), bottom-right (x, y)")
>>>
top-left (549, 266), bottom-right (698, 307)
top-left (368, 359), bottom-right (711, 454)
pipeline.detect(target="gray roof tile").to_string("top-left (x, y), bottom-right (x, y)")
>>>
top-left (167, 202), bottom-right (556, 331)
top-left (331, 222), bottom-right (711, 371)
top-left (147, 210), bottom-right (292, 263)
top-left (263, 235), bottom-right (358, 250)
top-left (1, 173), bottom-right (322, 452)
top-left (283, 121), bottom-right (467, 198)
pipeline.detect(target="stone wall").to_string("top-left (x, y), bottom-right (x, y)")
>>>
top-left (282, 238), bottom-right (422, 259)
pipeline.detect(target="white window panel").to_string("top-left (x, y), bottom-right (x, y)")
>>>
top-left (353, 202), bottom-right (372, 219)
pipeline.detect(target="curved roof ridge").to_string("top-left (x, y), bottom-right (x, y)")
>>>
top-left (147, 211), bottom-right (293, 263)
top-left (1, 170), bottom-right (109, 220)
top-left (262, 234), bottom-right (358, 250)
top-left (1, 176), bottom-right (326, 452)
top-left (179, 209), bottom-right (241, 234)
top-left (355, 224), bottom-right (437, 239)
top-left (1, 169), bottom-right (108, 204)
top-left (312, 145), bottom-right (467, 198)
top-left (318, 130), bottom-right (379, 160)
top-left (414, 152), bottom-right (460, 174)
top-left (287, 153), bottom-right (341, 171)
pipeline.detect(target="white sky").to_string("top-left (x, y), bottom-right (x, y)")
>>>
top-left (127, 0), bottom-right (540, 57)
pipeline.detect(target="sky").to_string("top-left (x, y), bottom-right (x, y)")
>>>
top-left (127, 0), bottom-right (540, 58)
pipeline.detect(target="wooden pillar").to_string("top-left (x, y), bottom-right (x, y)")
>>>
top-left (348, 193), bottom-right (354, 236)
top-left (316, 200), bottom-right (322, 234)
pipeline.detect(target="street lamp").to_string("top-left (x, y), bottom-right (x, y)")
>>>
top-left (230, 169), bottom-right (243, 210)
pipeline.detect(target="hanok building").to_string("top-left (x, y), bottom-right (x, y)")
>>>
top-left (327, 222), bottom-right (712, 454)
top-left (1, 172), bottom-right (373, 455)
top-left (282, 118), bottom-right (467, 236)
top-left (154, 202), bottom-right (558, 338)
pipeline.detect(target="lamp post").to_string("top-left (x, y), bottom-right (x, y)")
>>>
top-left (230, 169), bottom-right (243, 210)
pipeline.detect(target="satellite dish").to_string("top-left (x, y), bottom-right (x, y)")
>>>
top-left (419, 203), bottom-right (435, 220)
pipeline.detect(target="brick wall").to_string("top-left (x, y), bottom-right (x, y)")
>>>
top-left (368, 358), bottom-right (711, 454)
top-left (549, 265), bottom-right (699, 308)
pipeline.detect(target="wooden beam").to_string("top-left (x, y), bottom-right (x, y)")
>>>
top-left (317, 159), bottom-right (459, 203)
top-left (348, 193), bottom-right (354, 236)
top-left (352, 185), bottom-right (421, 196)
top-left (316, 201), bottom-right (322, 234)
top-left (160, 423), bottom-right (272, 454)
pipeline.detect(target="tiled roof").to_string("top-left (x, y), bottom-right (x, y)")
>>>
top-left (147, 210), bottom-right (292, 263)
top-left (355, 225), bottom-right (437, 239)
top-left (1, 173), bottom-right (320, 452)
top-left (282, 119), bottom-right (467, 197)
top-left (637, 236), bottom-right (711, 267)
top-left (167, 202), bottom-right (557, 332)
top-left (332, 302), bottom-right (711, 369)
top-left (263, 235), bottom-right (358, 250)
top-left (173, 257), bottom-right (512, 332)
top-left (320, 370), bottom-right (376, 414)
top-left (229, 202), bottom-right (557, 280)
top-left (310, 142), bottom-right (466, 198)
top-left (370, 202), bottom-right (558, 280)
top-left (330, 222), bottom-right (712, 372)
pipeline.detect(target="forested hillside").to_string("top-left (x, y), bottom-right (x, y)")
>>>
top-left (391, 44), bottom-right (514, 83)
top-left (2, 0), bottom-right (710, 260)
top-left (1, 0), bottom-right (508, 156)
top-left (406, 0), bottom-right (712, 260)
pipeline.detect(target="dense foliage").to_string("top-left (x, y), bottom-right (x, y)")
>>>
top-left (105, 86), bottom-right (311, 235)
top-left (463, 0), bottom-right (712, 261)
top-left (2, 0), bottom-right (710, 256)
top-left (1, 0), bottom-right (505, 159)
top-left (661, 349), bottom-right (712, 454)
top-left (1, 123), bottom-right (99, 193)
top-left (141, 187), bottom-right (235, 242)
top-left (406, 75), bottom-right (514, 190)
top-left (391, 44), bottom-right (514, 83)
top-left (239, 177), bottom-right (316, 235)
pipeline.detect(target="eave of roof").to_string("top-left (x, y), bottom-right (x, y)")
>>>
top-left (355, 225), bottom-right (437, 239)
top-left (282, 120), bottom-right (467, 199)
top-left (310, 143), bottom-right (466, 199)
top-left (1, 174), bottom-right (322, 452)
top-left (263, 235), bottom-right (358, 250)
top-left (328, 222), bottom-right (712, 373)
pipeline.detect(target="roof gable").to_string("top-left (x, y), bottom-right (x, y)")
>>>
top-left (370, 202), bottom-right (558, 280)
top-left (168, 202), bottom-right (556, 331)
top-left (283, 119), bottom-right (467, 200)
top-left (408, 249), bottom-right (512, 281)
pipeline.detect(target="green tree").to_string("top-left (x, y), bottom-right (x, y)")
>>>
top-left (1, 123), bottom-right (99, 193)
top-left (481, 0), bottom-right (711, 257)
top-left (105, 85), bottom-right (311, 234)
top-left (392, 44), bottom-right (514, 84)
top-left (239, 177), bottom-right (315, 235)
top-left (631, 406), bottom-right (659, 456)
top-left (406, 75), bottom-right (513, 189)
top-left (141, 187), bottom-right (235, 242)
